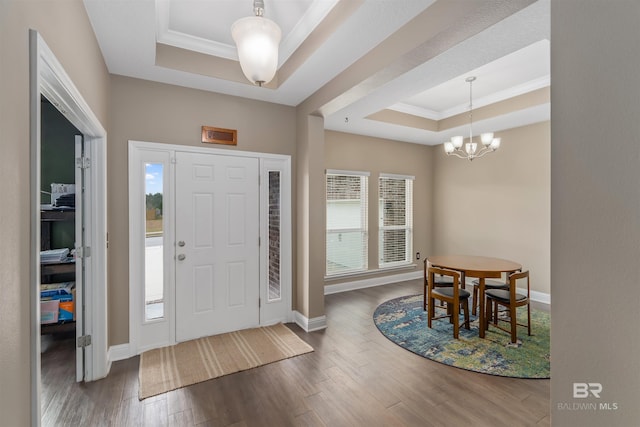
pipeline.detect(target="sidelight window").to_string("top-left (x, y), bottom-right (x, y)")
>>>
top-left (144, 163), bottom-right (164, 320)
top-left (268, 171), bottom-right (282, 301)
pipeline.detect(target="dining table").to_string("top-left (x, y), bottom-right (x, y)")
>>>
top-left (427, 255), bottom-right (522, 338)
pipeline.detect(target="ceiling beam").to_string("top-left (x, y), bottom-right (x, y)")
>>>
top-left (297, 0), bottom-right (536, 118)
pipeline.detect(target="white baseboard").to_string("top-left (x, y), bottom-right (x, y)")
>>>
top-left (528, 289), bottom-right (550, 306)
top-left (322, 271), bottom-right (550, 308)
top-left (324, 270), bottom-right (422, 295)
top-left (108, 343), bottom-right (132, 362)
top-left (293, 311), bottom-right (327, 332)
top-left (107, 314), bottom-right (302, 362)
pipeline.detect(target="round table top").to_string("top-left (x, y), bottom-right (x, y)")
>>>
top-left (427, 255), bottom-right (522, 274)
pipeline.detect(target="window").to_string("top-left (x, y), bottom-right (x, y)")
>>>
top-left (268, 170), bottom-right (281, 301)
top-left (326, 170), bottom-right (369, 276)
top-left (379, 174), bottom-right (414, 267)
top-left (144, 162), bottom-right (164, 320)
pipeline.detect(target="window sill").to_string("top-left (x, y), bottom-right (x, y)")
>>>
top-left (325, 263), bottom-right (417, 282)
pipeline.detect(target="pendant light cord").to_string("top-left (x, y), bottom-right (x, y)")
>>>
top-left (468, 78), bottom-right (473, 143)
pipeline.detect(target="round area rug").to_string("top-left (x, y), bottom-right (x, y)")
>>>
top-left (373, 294), bottom-right (550, 378)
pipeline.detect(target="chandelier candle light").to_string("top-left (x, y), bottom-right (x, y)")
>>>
top-left (443, 77), bottom-right (501, 161)
top-left (232, 0), bottom-right (282, 86)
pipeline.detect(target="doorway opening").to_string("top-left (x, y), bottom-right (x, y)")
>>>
top-left (128, 141), bottom-right (292, 356)
top-left (39, 95), bottom-right (82, 389)
top-left (30, 30), bottom-right (108, 424)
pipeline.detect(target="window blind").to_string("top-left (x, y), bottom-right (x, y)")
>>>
top-left (378, 174), bottom-right (413, 267)
top-left (326, 171), bottom-right (369, 276)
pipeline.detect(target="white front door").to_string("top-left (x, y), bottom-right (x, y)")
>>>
top-left (175, 151), bottom-right (260, 342)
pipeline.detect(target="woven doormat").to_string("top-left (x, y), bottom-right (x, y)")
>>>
top-left (138, 323), bottom-right (313, 399)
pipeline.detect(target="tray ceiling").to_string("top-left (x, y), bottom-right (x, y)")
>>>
top-left (84, 0), bottom-right (550, 145)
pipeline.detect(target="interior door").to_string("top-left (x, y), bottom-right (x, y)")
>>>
top-left (74, 134), bottom-right (85, 382)
top-left (175, 152), bottom-right (260, 342)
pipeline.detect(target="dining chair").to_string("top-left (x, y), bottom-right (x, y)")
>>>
top-left (484, 270), bottom-right (531, 344)
top-left (423, 258), bottom-right (454, 311)
top-left (427, 266), bottom-right (470, 339)
top-left (471, 278), bottom-right (509, 316)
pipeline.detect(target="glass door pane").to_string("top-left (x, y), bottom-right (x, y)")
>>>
top-left (145, 163), bottom-right (164, 320)
top-left (268, 171), bottom-right (281, 301)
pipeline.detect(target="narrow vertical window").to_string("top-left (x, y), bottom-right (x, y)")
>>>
top-left (268, 171), bottom-right (281, 301)
top-left (326, 170), bottom-right (369, 276)
top-left (378, 174), bottom-right (414, 268)
top-left (145, 163), bottom-right (164, 320)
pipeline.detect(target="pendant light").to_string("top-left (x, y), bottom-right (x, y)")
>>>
top-left (231, 0), bottom-right (281, 87)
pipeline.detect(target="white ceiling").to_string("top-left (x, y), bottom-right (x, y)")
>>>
top-left (83, 0), bottom-right (550, 146)
top-left (157, 0), bottom-right (335, 64)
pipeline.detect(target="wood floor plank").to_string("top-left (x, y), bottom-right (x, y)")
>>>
top-left (143, 397), bottom-right (169, 426)
top-left (41, 279), bottom-right (550, 426)
top-left (168, 409), bottom-right (195, 427)
top-left (387, 401), bottom-right (437, 427)
top-left (293, 410), bottom-right (326, 427)
top-left (113, 396), bottom-right (144, 426)
top-left (303, 391), bottom-right (361, 426)
top-left (187, 381), bottom-right (225, 425)
top-left (167, 388), bottom-right (191, 415)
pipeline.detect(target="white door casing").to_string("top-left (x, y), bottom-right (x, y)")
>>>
top-left (129, 148), bottom-right (175, 353)
top-left (74, 135), bottom-right (85, 382)
top-left (175, 151), bottom-right (260, 342)
top-left (128, 141), bottom-right (292, 355)
top-left (31, 30), bottom-right (109, 425)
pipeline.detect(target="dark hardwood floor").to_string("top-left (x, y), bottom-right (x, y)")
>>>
top-left (40, 279), bottom-right (550, 426)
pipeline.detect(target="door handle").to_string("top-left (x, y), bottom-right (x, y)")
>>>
top-left (177, 254), bottom-right (186, 261)
top-left (178, 241), bottom-right (186, 247)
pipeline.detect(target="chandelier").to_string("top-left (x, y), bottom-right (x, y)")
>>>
top-left (443, 77), bottom-right (501, 161)
top-left (231, 0), bottom-right (281, 86)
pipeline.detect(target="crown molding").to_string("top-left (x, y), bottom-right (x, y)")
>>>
top-left (154, 0), bottom-right (339, 65)
top-left (389, 75), bottom-right (550, 121)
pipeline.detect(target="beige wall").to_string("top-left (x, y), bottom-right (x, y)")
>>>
top-left (295, 114), bottom-right (326, 319)
top-left (108, 75), bottom-right (297, 345)
top-left (324, 131), bottom-right (434, 283)
top-left (0, 1), bottom-right (110, 425)
top-left (551, 1), bottom-right (640, 424)
top-left (3, 1), bottom-right (638, 423)
top-left (433, 122), bottom-right (551, 295)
